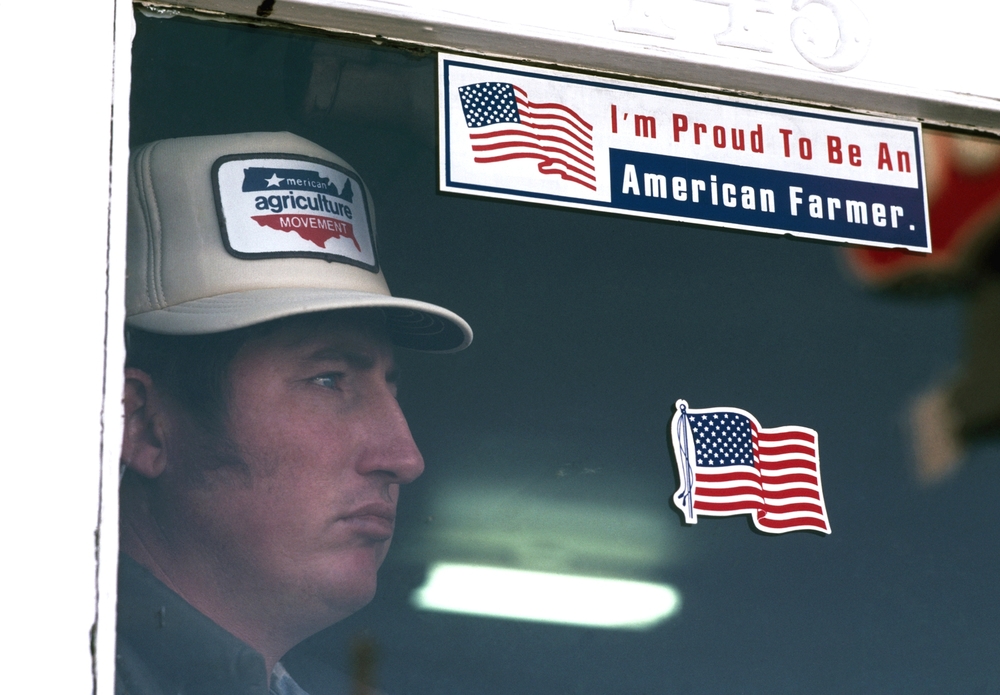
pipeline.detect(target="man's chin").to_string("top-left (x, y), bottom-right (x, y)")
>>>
top-left (310, 554), bottom-right (384, 616)
top-left (311, 580), bottom-right (377, 626)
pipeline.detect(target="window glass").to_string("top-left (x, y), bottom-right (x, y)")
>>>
top-left (125, 10), bottom-right (1000, 694)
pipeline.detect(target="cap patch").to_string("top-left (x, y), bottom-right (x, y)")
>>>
top-left (213, 154), bottom-right (377, 269)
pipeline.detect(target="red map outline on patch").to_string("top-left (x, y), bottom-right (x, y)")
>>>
top-left (251, 214), bottom-right (361, 252)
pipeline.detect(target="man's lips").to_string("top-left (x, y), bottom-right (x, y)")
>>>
top-left (340, 503), bottom-right (396, 539)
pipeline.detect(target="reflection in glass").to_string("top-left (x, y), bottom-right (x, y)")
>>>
top-left (412, 563), bottom-right (681, 629)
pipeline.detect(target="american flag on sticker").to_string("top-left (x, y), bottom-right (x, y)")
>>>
top-left (456, 82), bottom-right (596, 191)
top-left (669, 400), bottom-right (831, 534)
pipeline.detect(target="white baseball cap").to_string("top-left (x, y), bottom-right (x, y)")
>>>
top-left (126, 131), bottom-right (471, 352)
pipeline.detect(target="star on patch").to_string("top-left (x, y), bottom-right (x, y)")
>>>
top-left (265, 173), bottom-right (284, 187)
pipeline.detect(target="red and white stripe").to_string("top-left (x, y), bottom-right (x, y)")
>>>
top-left (753, 425), bottom-right (829, 533)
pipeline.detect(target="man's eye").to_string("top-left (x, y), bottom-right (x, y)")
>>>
top-left (312, 373), bottom-right (344, 389)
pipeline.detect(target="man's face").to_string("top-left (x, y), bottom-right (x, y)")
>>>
top-left (158, 314), bottom-right (424, 627)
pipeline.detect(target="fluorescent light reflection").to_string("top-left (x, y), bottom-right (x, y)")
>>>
top-left (411, 563), bottom-right (681, 629)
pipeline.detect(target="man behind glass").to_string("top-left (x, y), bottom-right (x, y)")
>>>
top-left (115, 132), bottom-right (471, 695)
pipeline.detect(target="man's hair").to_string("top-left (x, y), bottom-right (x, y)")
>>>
top-left (125, 325), bottom-right (259, 433)
top-left (124, 308), bottom-right (389, 431)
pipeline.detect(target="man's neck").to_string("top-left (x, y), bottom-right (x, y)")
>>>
top-left (119, 493), bottom-right (299, 673)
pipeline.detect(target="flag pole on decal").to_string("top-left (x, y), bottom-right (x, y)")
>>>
top-left (672, 399), bottom-right (697, 524)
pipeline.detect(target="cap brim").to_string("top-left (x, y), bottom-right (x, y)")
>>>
top-left (125, 288), bottom-right (472, 353)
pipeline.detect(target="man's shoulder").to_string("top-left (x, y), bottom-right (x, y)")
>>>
top-left (115, 554), bottom-right (270, 695)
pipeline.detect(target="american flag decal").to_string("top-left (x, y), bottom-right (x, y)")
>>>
top-left (457, 82), bottom-right (596, 191)
top-left (670, 399), bottom-right (831, 535)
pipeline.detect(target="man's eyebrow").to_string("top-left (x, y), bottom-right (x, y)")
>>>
top-left (304, 347), bottom-right (377, 370)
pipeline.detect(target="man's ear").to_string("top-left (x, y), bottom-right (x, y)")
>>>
top-left (122, 368), bottom-right (171, 479)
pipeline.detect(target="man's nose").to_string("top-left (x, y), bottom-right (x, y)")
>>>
top-left (356, 384), bottom-right (425, 484)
